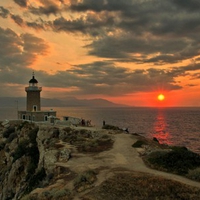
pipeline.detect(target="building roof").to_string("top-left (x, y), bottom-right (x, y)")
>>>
top-left (29, 75), bottom-right (38, 84)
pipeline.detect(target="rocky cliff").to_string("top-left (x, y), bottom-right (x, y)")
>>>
top-left (1, 121), bottom-right (200, 200)
top-left (0, 120), bottom-right (112, 200)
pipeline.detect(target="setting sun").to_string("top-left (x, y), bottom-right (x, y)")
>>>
top-left (158, 94), bottom-right (165, 101)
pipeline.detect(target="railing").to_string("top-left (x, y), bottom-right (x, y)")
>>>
top-left (25, 86), bottom-right (42, 91)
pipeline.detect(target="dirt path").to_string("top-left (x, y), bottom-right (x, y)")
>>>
top-left (56, 132), bottom-right (200, 190)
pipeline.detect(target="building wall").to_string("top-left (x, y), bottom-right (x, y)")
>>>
top-left (18, 111), bottom-right (57, 122)
top-left (26, 91), bottom-right (41, 111)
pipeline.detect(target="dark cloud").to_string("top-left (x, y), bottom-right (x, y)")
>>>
top-left (0, 27), bottom-right (49, 85)
top-left (34, 61), bottom-right (200, 97)
top-left (36, 61), bottom-right (183, 96)
top-left (52, 13), bottom-right (115, 36)
top-left (70, 0), bottom-right (134, 12)
top-left (2, 0), bottom-right (200, 98)
top-left (26, 21), bottom-right (46, 31)
top-left (11, 15), bottom-right (48, 31)
top-left (13, 0), bottom-right (28, 8)
top-left (11, 15), bottom-right (24, 27)
top-left (5, 0), bottom-right (200, 65)
top-left (172, 0), bottom-right (200, 11)
top-left (63, 0), bottom-right (200, 64)
top-left (0, 6), bottom-right (10, 18)
top-left (29, 5), bottom-right (61, 16)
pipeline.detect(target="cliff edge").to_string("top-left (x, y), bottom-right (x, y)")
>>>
top-left (0, 121), bottom-right (200, 200)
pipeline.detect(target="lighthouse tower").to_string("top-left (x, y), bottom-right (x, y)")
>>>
top-left (18, 73), bottom-right (56, 122)
top-left (25, 73), bottom-right (42, 112)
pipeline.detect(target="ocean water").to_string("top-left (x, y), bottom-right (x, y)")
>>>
top-left (1, 106), bottom-right (200, 154)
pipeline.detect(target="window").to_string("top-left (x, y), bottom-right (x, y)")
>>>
top-left (33, 105), bottom-right (37, 111)
top-left (44, 115), bottom-right (48, 121)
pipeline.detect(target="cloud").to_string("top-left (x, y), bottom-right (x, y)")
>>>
top-left (69, 0), bottom-right (133, 12)
top-left (0, 27), bottom-right (49, 85)
top-left (13, 0), bottom-right (28, 8)
top-left (29, 5), bottom-right (61, 16)
top-left (11, 14), bottom-right (24, 26)
top-left (35, 61), bottom-right (183, 97)
top-left (2, 0), bottom-right (200, 99)
top-left (51, 13), bottom-right (115, 36)
top-left (35, 60), bottom-right (200, 97)
top-left (172, 0), bottom-right (200, 11)
top-left (0, 6), bottom-right (10, 18)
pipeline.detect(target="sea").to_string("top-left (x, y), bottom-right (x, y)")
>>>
top-left (1, 106), bottom-right (200, 154)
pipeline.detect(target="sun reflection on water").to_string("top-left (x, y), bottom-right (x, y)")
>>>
top-left (153, 110), bottom-right (172, 145)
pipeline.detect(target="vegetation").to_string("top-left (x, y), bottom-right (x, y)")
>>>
top-left (61, 128), bottom-right (113, 153)
top-left (51, 188), bottom-right (71, 199)
top-left (187, 168), bottom-right (200, 182)
top-left (28, 127), bottom-right (39, 144)
top-left (83, 172), bottom-right (200, 200)
top-left (144, 146), bottom-right (200, 175)
top-left (2, 126), bottom-right (15, 138)
top-left (74, 170), bottom-right (97, 192)
top-left (27, 127), bottom-right (40, 173)
top-left (6, 132), bottom-right (18, 143)
top-left (102, 124), bottom-right (121, 130)
top-left (132, 139), bottom-right (148, 148)
top-left (25, 167), bottom-right (46, 193)
top-left (0, 141), bottom-right (5, 150)
top-left (12, 139), bottom-right (29, 162)
top-left (9, 124), bottom-right (44, 196)
top-left (17, 121), bottom-right (31, 131)
top-left (22, 187), bottom-right (72, 200)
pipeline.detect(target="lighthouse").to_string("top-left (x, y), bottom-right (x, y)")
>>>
top-left (18, 73), bottom-right (56, 122)
top-left (25, 73), bottom-right (42, 112)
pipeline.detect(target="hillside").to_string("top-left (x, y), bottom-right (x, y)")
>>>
top-left (0, 97), bottom-right (126, 108)
top-left (0, 121), bottom-right (200, 200)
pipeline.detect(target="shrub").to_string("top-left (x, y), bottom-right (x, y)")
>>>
top-left (80, 140), bottom-right (98, 151)
top-left (74, 170), bottom-right (97, 190)
top-left (63, 127), bottom-right (72, 132)
top-left (0, 141), bottom-right (5, 150)
top-left (101, 134), bottom-right (110, 139)
top-left (132, 140), bottom-right (147, 148)
top-left (27, 161), bottom-right (37, 175)
top-left (26, 143), bottom-right (39, 177)
top-left (6, 132), bottom-right (18, 143)
top-left (25, 167), bottom-right (46, 193)
top-left (102, 124), bottom-right (120, 130)
top-left (47, 138), bottom-right (59, 148)
top-left (28, 127), bottom-right (39, 144)
top-left (146, 147), bottom-right (200, 175)
top-left (17, 121), bottom-right (30, 131)
top-left (79, 129), bottom-right (88, 135)
top-left (3, 126), bottom-right (15, 138)
top-left (170, 146), bottom-right (188, 151)
top-left (153, 137), bottom-right (159, 143)
top-left (12, 139), bottom-right (29, 162)
top-left (21, 195), bottom-right (37, 200)
top-left (52, 188), bottom-right (71, 198)
top-left (187, 168), bottom-right (200, 182)
top-left (52, 128), bottom-right (60, 138)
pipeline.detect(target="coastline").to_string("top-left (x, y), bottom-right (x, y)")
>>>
top-left (1, 120), bottom-right (200, 199)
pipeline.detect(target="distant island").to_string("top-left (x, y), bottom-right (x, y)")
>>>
top-left (0, 97), bottom-right (128, 108)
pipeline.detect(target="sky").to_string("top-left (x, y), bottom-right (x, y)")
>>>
top-left (1, 0), bottom-right (200, 107)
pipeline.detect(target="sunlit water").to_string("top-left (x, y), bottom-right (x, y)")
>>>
top-left (1, 106), bottom-right (200, 154)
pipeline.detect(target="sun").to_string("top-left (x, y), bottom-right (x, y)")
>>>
top-left (157, 94), bottom-right (165, 101)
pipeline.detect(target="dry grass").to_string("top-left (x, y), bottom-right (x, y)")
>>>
top-left (82, 172), bottom-right (200, 200)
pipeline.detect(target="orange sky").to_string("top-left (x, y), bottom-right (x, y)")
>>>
top-left (1, 0), bottom-right (200, 106)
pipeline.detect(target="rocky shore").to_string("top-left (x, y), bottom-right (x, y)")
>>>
top-left (0, 120), bottom-right (200, 200)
